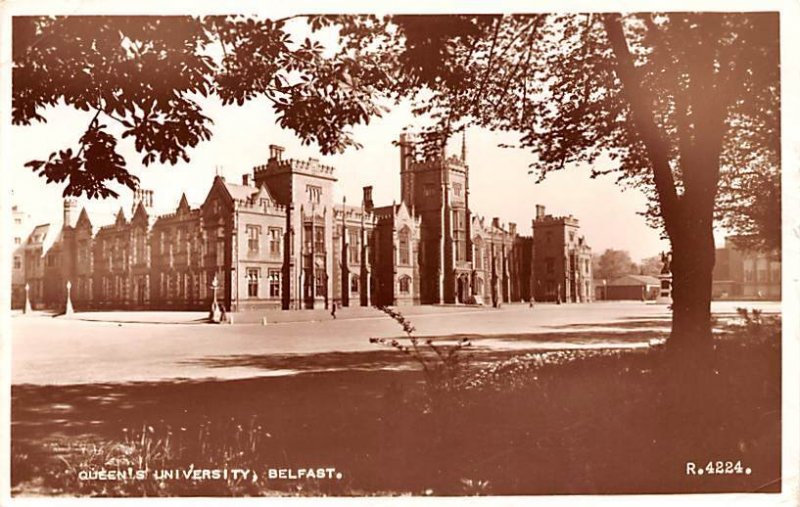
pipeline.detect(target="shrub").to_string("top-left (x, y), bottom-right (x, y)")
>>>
top-left (370, 306), bottom-right (472, 396)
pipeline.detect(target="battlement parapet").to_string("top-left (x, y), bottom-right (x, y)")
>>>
top-left (254, 158), bottom-right (336, 178)
top-left (534, 214), bottom-right (580, 227)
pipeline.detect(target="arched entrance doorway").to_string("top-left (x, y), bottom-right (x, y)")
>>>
top-left (456, 273), bottom-right (470, 304)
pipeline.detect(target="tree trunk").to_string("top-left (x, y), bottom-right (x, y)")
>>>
top-left (665, 209), bottom-right (716, 367)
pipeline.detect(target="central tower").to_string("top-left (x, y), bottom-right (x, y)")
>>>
top-left (399, 132), bottom-right (472, 304)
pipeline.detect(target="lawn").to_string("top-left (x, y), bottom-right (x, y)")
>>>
top-left (11, 310), bottom-right (781, 496)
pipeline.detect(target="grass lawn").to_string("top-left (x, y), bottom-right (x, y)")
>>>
top-left (11, 312), bottom-right (781, 496)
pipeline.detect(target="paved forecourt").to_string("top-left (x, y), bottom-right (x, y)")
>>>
top-left (10, 301), bottom-right (780, 385)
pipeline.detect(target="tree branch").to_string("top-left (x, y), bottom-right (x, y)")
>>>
top-left (602, 13), bottom-right (680, 238)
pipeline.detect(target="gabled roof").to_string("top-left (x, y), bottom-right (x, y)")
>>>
top-left (75, 208), bottom-right (92, 229)
top-left (131, 201), bottom-right (150, 224)
top-left (177, 193), bottom-right (191, 214)
top-left (114, 207), bottom-right (127, 225)
top-left (251, 184), bottom-right (278, 205)
top-left (27, 224), bottom-right (50, 246)
top-left (26, 223), bottom-right (60, 255)
top-left (222, 180), bottom-right (258, 202)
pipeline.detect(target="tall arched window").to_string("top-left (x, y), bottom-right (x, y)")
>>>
top-left (398, 227), bottom-right (411, 265)
top-left (473, 237), bottom-right (483, 270)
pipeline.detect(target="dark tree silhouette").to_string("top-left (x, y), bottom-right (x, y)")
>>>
top-left (13, 15), bottom-right (393, 198)
top-left (388, 13), bottom-right (780, 362)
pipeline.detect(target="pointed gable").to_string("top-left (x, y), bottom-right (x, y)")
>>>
top-left (75, 208), bottom-right (92, 230)
top-left (202, 176), bottom-right (234, 213)
top-left (252, 184), bottom-right (278, 206)
top-left (114, 207), bottom-right (127, 225)
top-left (395, 201), bottom-right (412, 221)
top-left (177, 193), bottom-right (191, 215)
top-left (131, 201), bottom-right (150, 226)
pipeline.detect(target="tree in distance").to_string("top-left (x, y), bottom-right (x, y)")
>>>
top-left (592, 249), bottom-right (639, 282)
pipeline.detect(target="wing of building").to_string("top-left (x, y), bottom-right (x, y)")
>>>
top-left (17, 133), bottom-right (594, 312)
top-left (712, 237), bottom-right (781, 300)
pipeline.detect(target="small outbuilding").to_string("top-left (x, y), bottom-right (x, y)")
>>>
top-left (596, 275), bottom-right (661, 301)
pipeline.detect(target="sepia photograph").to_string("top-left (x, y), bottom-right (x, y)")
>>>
top-left (1, 2), bottom-right (796, 503)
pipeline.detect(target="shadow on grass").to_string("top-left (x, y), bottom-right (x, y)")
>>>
top-left (547, 319), bottom-right (672, 330)
top-left (11, 319), bottom-right (781, 497)
top-left (178, 328), bottom-right (668, 376)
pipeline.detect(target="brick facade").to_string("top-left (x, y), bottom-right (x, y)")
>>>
top-left (19, 134), bottom-right (593, 311)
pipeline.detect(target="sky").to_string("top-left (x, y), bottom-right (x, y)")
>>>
top-left (10, 94), bottom-right (675, 262)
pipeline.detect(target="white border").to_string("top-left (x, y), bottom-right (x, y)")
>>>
top-left (0, 1), bottom-right (797, 507)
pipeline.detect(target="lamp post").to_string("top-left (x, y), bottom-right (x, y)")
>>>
top-left (65, 280), bottom-right (74, 315)
top-left (209, 274), bottom-right (221, 322)
top-left (24, 282), bottom-right (31, 314)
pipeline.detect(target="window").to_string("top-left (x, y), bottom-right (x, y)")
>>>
top-left (247, 268), bottom-right (260, 297)
top-left (398, 228), bottom-right (410, 265)
top-left (304, 225), bottom-right (313, 252)
top-left (246, 225), bottom-right (261, 253)
top-left (269, 228), bottom-right (282, 256)
top-left (14, 237), bottom-right (21, 245)
top-left (78, 240), bottom-right (90, 265)
top-left (216, 239), bottom-right (226, 267)
top-left (453, 183), bottom-right (462, 197)
top-left (399, 276), bottom-right (411, 294)
top-left (348, 229), bottom-right (360, 263)
top-left (133, 231), bottom-right (145, 264)
top-left (452, 210), bottom-right (461, 229)
top-left (350, 274), bottom-right (360, 293)
top-left (474, 241), bottom-right (482, 269)
top-left (306, 185), bottom-right (322, 203)
top-left (546, 257), bottom-right (555, 274)
top-left (269, 270), bottom-right (281, 297)
top-left (14, 218), bottom-right (21, 225)
top-left (569, 231), bottom-right (575, 243)
top-left (423, 184), bottom-right (436, 198)
top-left (13, 256), bottom-right (21, 269)
top-left (314, 226), bottom-right (325, 253)
top-left (315, 274), bottom-right (326, 296)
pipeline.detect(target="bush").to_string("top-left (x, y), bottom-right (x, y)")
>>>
top-left (369, 306), bottom-right (472, 397)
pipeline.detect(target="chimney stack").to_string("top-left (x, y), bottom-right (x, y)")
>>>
top-left (63, 198), bottom-right (78, 228)
top-left (509, 222), bottom-right (517, 235)
top-left (132, 188), bottom-right (154, 215)
top-left (535, 204), bottom-right (546, 220)
top-left (269, 144), bottom-right (285, 161)
top-left (399, 132), bottom-right (415, 173)
top-left (242, 174), bottom-right (251, 186)
top-left (492, 217), bottom-right (500, 229)
top-left (363, 186), bottom-right (374, 211)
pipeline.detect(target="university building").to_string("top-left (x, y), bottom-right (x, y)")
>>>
top-left (13, 134), bottom-right (594, 312)
top-left (712, 237), bottom-right (781, 300)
